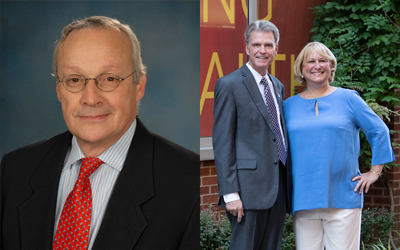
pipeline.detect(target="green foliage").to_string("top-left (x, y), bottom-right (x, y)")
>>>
top-left (281, 214), bottom-right (295, 250)
top-left (200, 206), bottom-right (393, 249)
top-left (200, 205), bottom-right (231, 250)
top-left (310, 0), bottom-right (400, 168)
top-left (362, 207), bottom-right (394, 246)
top-left (362, 239), bottom-right (392, 250)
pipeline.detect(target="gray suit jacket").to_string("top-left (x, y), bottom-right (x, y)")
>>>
top-left (213, 65), bottom-right (292, 213)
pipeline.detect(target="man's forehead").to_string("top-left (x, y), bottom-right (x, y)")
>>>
top-left (59, 28), bottom-right (130, 53)
top-left (250, 30), bottom-right (274, 38)
top-left (61, 28), bottom-right (128, 47)
top-left (56, 28), bottom-right (132, 73)
top-left (61, 64), bottom-right (124, 72)
top-left (249, 31), bottom-right (276, 44)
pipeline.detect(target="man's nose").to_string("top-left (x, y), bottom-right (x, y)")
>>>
top-left (81, 79), bottom-right (103, 106)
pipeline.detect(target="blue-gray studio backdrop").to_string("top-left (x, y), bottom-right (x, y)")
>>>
top-left (0, 0), bottom-right (200, 158)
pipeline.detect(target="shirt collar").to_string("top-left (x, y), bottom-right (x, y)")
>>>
top-left (64, 119), bottom-right (137, 172)
top-left (246, 62), bottom-right (270, 85)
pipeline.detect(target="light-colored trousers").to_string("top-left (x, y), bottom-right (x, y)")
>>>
top-left (293, 207), bottom-right (361, 250)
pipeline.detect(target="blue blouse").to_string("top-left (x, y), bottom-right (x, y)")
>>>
top-left (284, 88), bottom-right (394, 213)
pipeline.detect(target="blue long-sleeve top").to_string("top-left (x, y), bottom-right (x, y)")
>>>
top-left (284, 88), bottom-right (394, 213)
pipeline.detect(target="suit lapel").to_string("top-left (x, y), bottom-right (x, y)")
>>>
top-left (19, 132), bottom-right (72, 249)
top-left (241, 66), bottom-right (275, 133)
top-left (93, 118), bottom-right (154, 249)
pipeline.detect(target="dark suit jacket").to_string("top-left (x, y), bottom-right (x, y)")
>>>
top-left (0, 118), bottom-right (199, 250)
top-left (213, 65), bottom-right (292, 213)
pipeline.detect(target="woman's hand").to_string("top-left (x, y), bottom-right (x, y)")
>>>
top-left (352, 164), bottom-right (383, 194)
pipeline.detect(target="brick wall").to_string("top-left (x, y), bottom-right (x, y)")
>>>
top-left (200, 160), bottom-right (226, 219)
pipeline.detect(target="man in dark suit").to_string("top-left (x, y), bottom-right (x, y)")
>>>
top-left (213, 20), bottom-right (292, 249)
top-left (0, 16), bottom-right (199, 250)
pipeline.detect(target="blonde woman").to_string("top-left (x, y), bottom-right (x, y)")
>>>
top-left (284, 42), bottom-right (394, 250)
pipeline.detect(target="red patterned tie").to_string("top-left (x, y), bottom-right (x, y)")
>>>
top-left (53, 157), bottom-right (103, 250)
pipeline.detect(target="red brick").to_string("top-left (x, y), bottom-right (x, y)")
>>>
top-left (395, 213), bottom-right (400, 222)
top-left (366, 188), bottom-right (383, 196)
top-left (372, 181), bottom-right (385, 188)
top-left (394, 189), bottom-right (400, 196)
top-left (394, 205), bottom-right (400, 213)
top-left (386, 172), bottom-right (400, 180)
top-left (364, 196), bottom-right (372, 204)
top-left (202, 176), bottom-right (218, 186)
top-left (210, 185), bottom-right (219, 194)
top-left (390, 167), bottom-right (400, 173)
top-left (202, 160), bottom-right (215, 167)
top-left (373, 197), bottom-right (390, 205)
top-left (203, 194), bottom-right (219, 204)
top-left (211, 167), bottom-right (217, 175)
top-left (200, 167), bottom-right (210, 176)
top-left (200, 186), bottom-right (209, 195)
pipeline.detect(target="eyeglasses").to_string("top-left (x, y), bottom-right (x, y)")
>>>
top-left (55, 72), bottom-right (135, 93)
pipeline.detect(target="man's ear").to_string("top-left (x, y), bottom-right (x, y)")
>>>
top-left (274, 44), bottom-right (279, 56)
top-left (136, 73), bottom-right (146, 102)
top-left (56, 83), bottom-right (61, 102)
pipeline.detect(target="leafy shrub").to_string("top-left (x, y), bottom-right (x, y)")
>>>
top-left (362, 207), bottom-right (394, 245)
top-left (200, 205), bottom-right (231, 250)
top-left (281, 214), bottom-right (295, 250)
top-left (200, 206), bottom-right (393, 250)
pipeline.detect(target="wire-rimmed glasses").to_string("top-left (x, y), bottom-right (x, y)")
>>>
top-left (55, 72), bottom-right (135, 93)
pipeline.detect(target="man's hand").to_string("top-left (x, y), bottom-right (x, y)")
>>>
top-left (226, 199), bottom-right (244, 223)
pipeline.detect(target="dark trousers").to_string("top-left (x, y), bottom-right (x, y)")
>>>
top-left (227, 163), bottom-right (287, 250)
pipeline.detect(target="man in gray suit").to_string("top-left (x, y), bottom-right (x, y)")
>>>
top-left (213, 20), bottom-right (292, 249)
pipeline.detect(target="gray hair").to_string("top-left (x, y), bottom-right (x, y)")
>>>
top-left (53, 16), bottom-right (146, 85)
top-left (244, 20), bottom-right (280, 45)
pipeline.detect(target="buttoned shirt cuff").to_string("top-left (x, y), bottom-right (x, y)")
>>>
top-left (223, 192), bottom-right (240, 203)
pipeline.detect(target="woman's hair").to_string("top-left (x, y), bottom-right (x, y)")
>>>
top-left (293, 42), bottom-right (337, 85)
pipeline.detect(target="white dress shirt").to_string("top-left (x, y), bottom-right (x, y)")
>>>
top-left (223, 63), bottom-right (286, 203)
top-left (54, 119), bottom-right (137, 249)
